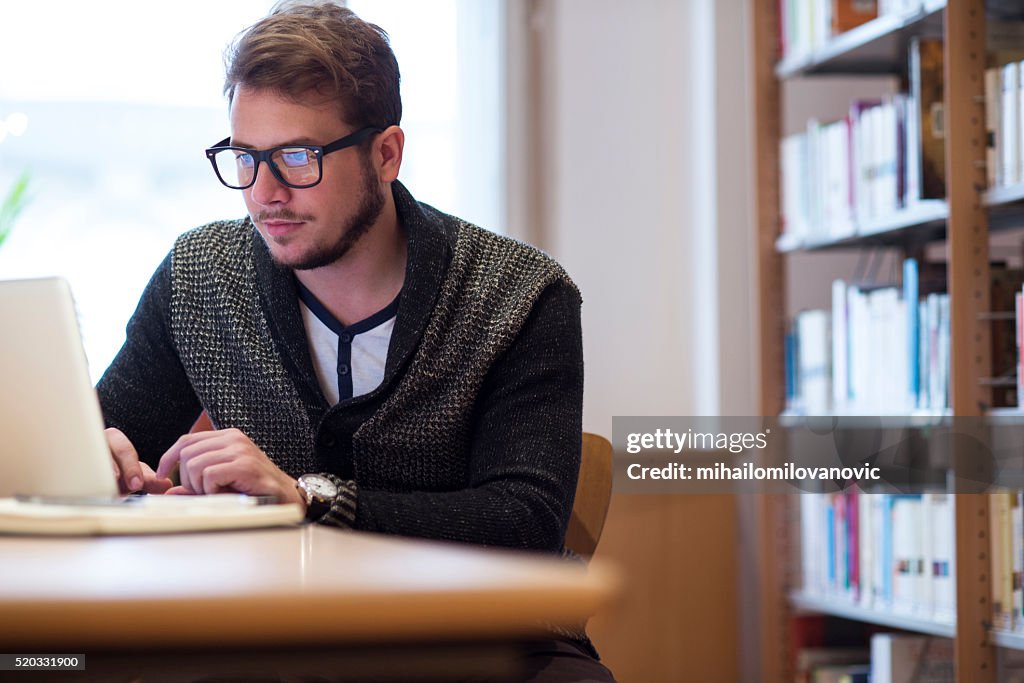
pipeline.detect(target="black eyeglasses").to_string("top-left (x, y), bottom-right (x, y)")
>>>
top-left (205, 127), bottom-right (382, 190)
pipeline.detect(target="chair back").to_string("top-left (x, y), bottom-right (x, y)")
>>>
top-left (564, 433), bottom-right (614, 557)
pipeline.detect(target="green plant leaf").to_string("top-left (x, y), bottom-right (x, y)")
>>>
top-left (0, 170), bottom-right (32, 249)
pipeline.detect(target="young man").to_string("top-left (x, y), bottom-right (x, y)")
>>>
top-left (98, 3), bottom-right (614, 680)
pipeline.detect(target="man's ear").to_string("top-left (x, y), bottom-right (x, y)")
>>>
top-left (375, 125), bottom-right (404, 183)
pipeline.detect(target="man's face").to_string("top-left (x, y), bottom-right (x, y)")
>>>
top-left (229, 86), bottom-right (385, 270)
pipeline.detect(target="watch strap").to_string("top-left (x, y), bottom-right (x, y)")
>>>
top-left (320, 475), bottom-right (358, 528)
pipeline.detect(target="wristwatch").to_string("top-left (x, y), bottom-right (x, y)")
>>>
top-left (295, 473), bottom-right (338, 521)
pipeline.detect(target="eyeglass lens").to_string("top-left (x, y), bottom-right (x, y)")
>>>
top-left (212, 147), bottom-right (320, 188)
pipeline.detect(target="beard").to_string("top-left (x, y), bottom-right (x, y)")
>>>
top-left (259, 153), bottom-right (386, 271)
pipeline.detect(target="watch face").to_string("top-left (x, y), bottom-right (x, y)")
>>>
top-left (302, 474), bottom-right (337, 499)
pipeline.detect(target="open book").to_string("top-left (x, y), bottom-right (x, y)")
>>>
top-left (0, 495), bottom-right (302, 535)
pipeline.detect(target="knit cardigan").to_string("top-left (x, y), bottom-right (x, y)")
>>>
top-left (97, 181), bottom-right (585, 552)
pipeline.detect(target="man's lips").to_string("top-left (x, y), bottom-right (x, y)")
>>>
top-left (263, 220), bottom-right (305, 237)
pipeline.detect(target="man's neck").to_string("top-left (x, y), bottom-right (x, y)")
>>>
top-left (293, 192), bottom-right (407, 327)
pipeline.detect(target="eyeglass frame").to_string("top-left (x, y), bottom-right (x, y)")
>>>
top-left (204, 126), bottom-right (383, 190)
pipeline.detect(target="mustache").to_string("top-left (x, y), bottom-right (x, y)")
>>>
top-left (254, 210), bottom-right (315, 223)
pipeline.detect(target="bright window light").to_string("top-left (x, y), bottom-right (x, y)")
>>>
top-left (0, 0), bottom-right (505, 380)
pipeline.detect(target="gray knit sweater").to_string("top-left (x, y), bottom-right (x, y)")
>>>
top-left (97, 181), bottom-right (585, 552)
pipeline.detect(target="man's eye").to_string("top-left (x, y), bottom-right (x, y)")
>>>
top-left (280, 150), bottom-right (312, 167)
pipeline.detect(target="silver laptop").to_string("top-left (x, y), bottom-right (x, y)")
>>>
top-left (0, 277), bottom-right (117, 498)
top-left (0, 277), bottom-right (301, 533)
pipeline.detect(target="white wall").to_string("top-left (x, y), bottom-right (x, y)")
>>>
top-left (518, 4), bottom-right (759, 675)
top-left (528, 0), bottom-right (757, 436)
top-left (715, 0), bottom-right (758, 418)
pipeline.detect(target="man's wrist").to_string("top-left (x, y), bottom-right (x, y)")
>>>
top-left (286, 477), bottom-right (308, 511)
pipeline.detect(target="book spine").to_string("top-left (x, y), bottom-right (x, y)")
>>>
top-left (1002, 62), bottom-right (1019, 187)
top-left (1017, 290), bottom-right (1023, 407)
top-left (986, 67), bottom-right (1001, 188)
top-left (904, 258), bottom-right (920, 409)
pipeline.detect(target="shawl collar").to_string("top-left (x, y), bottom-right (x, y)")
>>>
top-left (252, 181), bottom-right (453, 411)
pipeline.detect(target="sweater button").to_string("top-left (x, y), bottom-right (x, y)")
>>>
top-left (319, 432), bottom-right (337, 448)
top-left (337, 364), bottom-right (350, 376)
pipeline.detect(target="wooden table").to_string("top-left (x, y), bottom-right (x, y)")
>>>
top-left (0, 526), bottom-right (619, 681)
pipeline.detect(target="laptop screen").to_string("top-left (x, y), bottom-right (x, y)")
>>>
top-left (0, 278), bottom-right (119, 498)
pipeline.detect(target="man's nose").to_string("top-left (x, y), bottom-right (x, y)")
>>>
top-left (249, 161), bottom-right (291, 205)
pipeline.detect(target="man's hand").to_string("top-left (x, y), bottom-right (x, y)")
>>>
top-left (105, 427), bottom-right (173, 494)
top-left (156, 428), bottom-right (305, 506)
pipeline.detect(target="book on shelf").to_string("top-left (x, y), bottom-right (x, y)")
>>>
top-left (870, 633), bottom-right (954, 683)
top-left (832, 0), bottom-right (877, 35)
top-left (787, 326), bottom-right (800, 406)
top-left (1017, 291), bottom-right (1024, 406)
top-left (779, 0), bottom-right (815, 61)
top-left (832, 279), bottom-right (851, 409)
top-left (987, 65), bottom-right (1003, 188)
top-left (983, 47), bottom-right (1024, 192)
top-left (778, 0), bottom-right (941, 62)
top-left (890, 494), bottom-right (924, 614)
top-left (796, 647), bottom-right (870, 683)
top-left (864, 96), bottom-right (905, 221)
top-left (794, 272), bottom-right (946, 416)
top-left (785, 258), bottom-right (1024, 414)
top-left (849, 99), bottom-right (879, 224)
top-left (1002, 61), bottom-right (1020, 187)
top-left (782, 132), bottom-right (812, 244)
top-left (799, 491), bottom-right (956, 624)
top-left (989, 490), bottom-right (1024, 633)
top-left (777, 80), bottom-right (944, 247)
top-left (908, 37), bottom-right (945, 202)
top-left (903, 258), bottom-right (922, 408)
top-left (795, 308), bottom-right (833, 415)
top-left (990, 265), bottom-right (1024, 407)
top-left (929, 493), bottom-right (956, 623)
top-left (878, 0), bottom-right (924, 18)
top-left (992, 492), bottom-right (1013, 631)
top-left (813, 664), bottom-right (871, 683)
top-left (921, 291), bottom-right (950, 413)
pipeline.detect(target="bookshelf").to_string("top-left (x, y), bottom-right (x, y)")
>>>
top-left (775, 3), bottom-right (945, 78)
top-left (986, 183), bottom-right (1024, 208)
top-left (791, 591), bottom-right (957, 639)
top-left (751, 0), bottom-right (1024, 681)
top-left (776, 200), bottom-right (948, 252)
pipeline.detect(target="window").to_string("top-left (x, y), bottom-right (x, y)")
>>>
top-left (0, 0), bottom-right (505, 380)
top-left (346, 0), bottom-right (506, 233)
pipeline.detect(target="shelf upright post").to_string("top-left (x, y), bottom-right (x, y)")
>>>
top-left (945, 0), bottom-right (996, 681)
top-left (751, 0), bottom-right (790, 682)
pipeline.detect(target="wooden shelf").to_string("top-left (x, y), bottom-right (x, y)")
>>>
top-left (791, 592), bottom-right (956, 638)
top-left (984, 183), bottom-right (1024, 208)
top-left (986, 407), bottom-right (1024, 418)
top-left (753, 0), bottom-right (999, 680)
top-left (775, 3), bottom-right (945, 78)
top-left (776, 201), bottom-right (948, 252)
top-left (776, 194), bottom-right (1024, 250)
top-left (992, 630), bottom-right (1024, 651)
top-left (778, 410), bottom-right (951, 424)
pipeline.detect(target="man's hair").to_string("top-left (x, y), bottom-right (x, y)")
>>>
top-left (224, 1), bottom-right (402, 129)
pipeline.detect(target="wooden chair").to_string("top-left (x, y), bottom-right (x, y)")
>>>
top-left (564, 433), bottom-right (614, 557)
